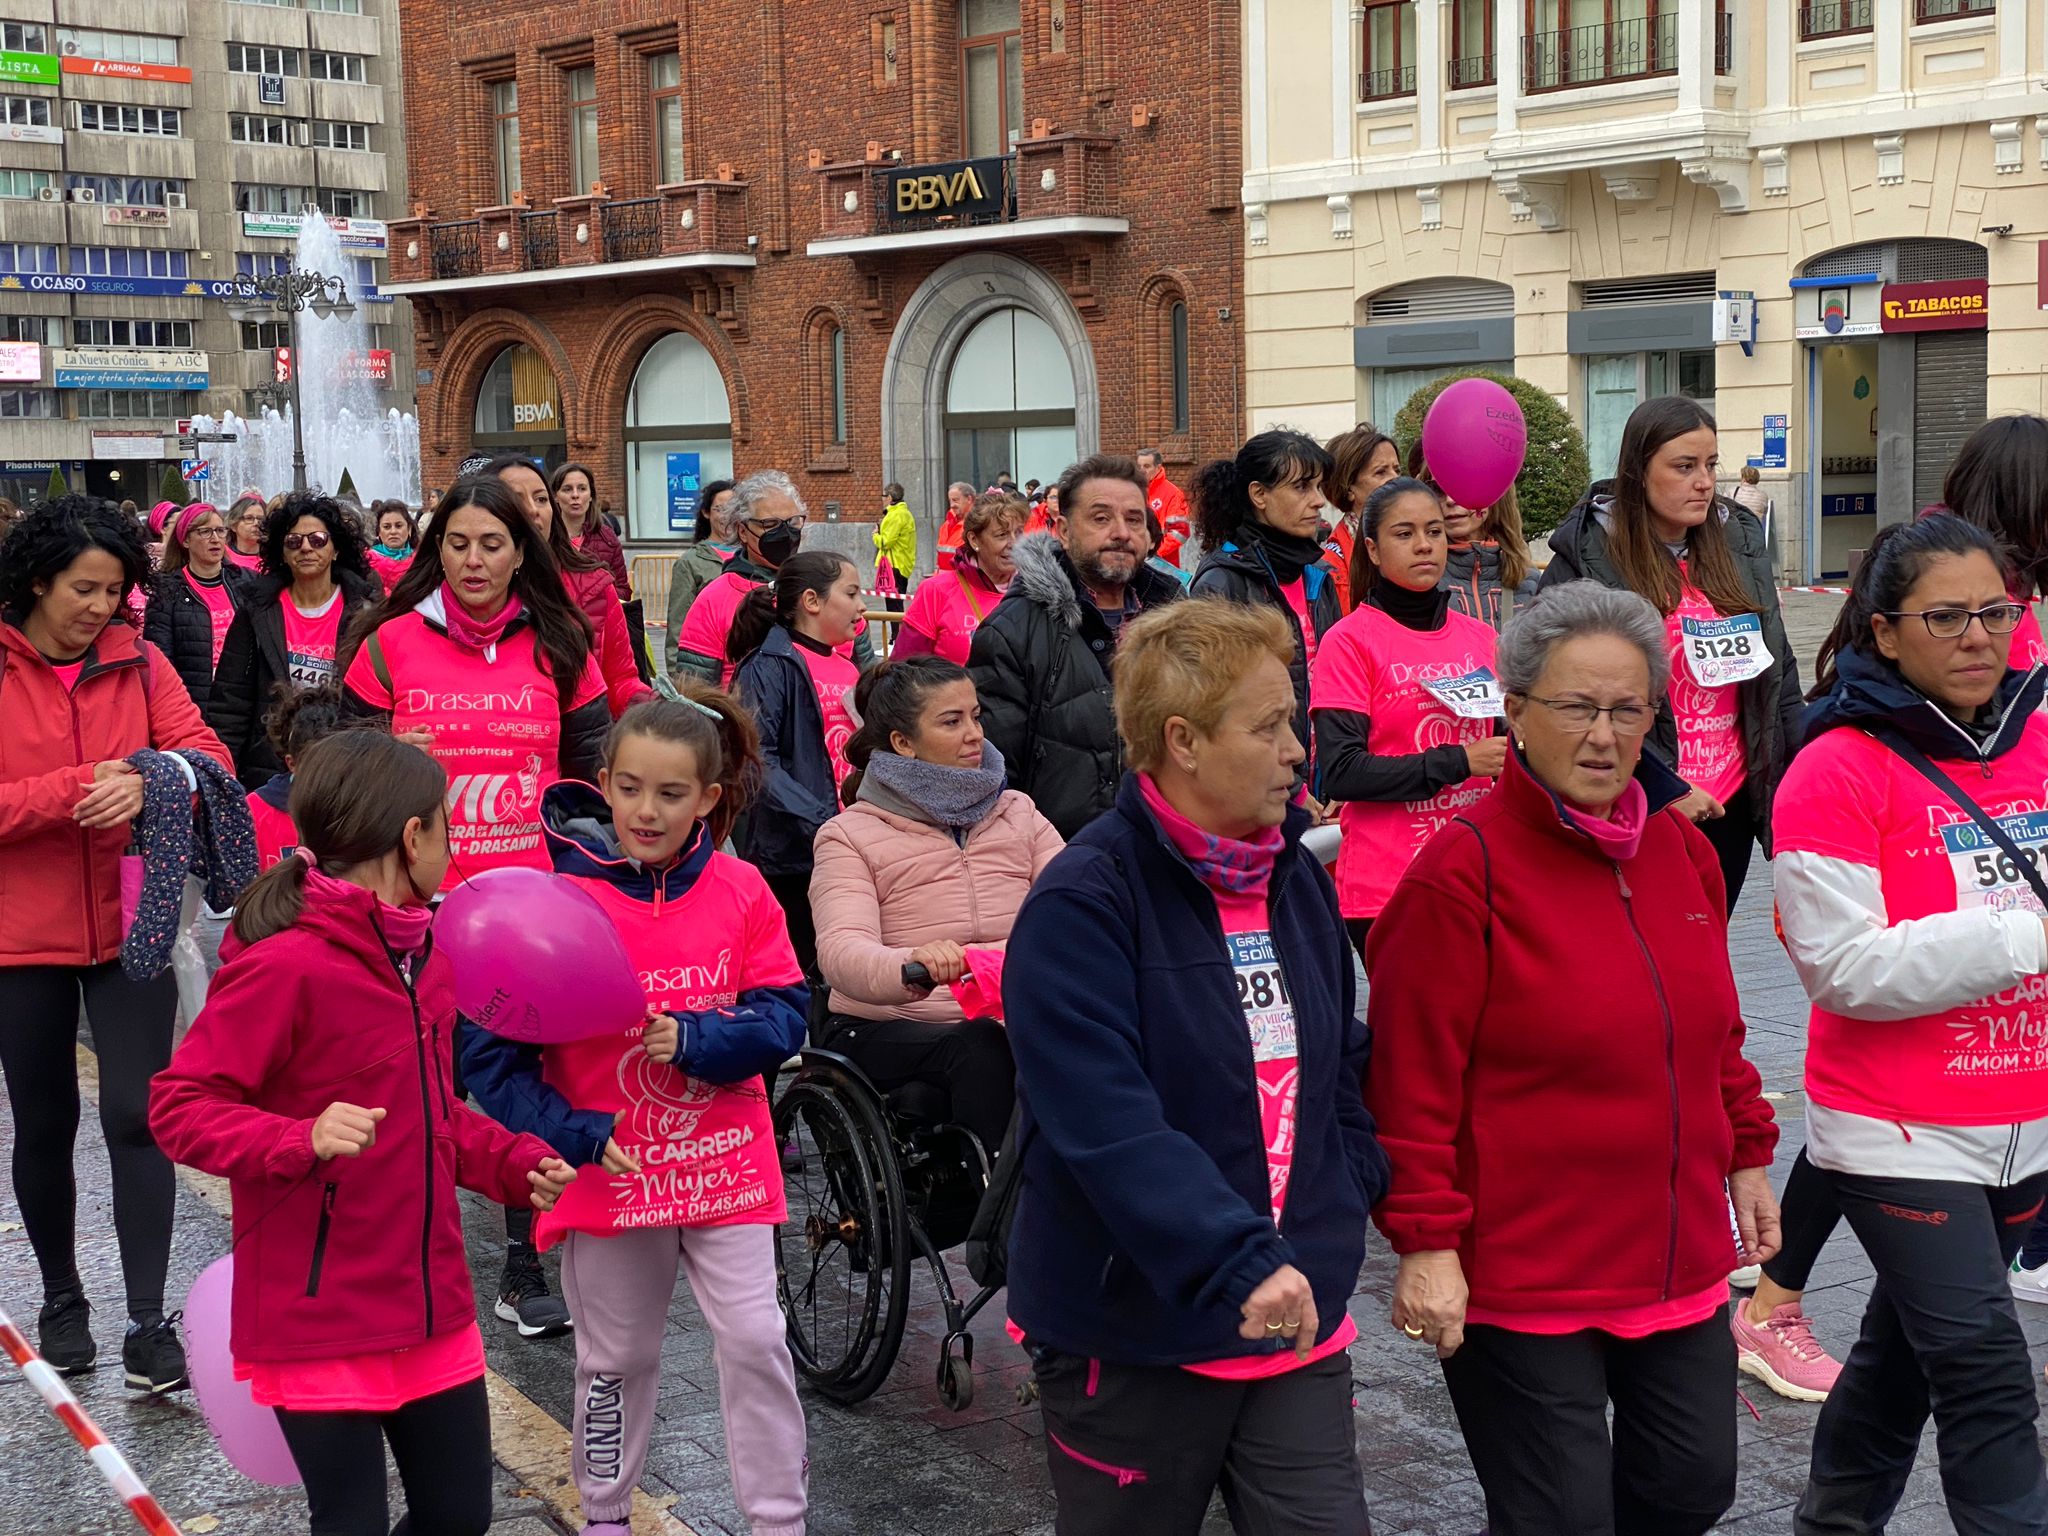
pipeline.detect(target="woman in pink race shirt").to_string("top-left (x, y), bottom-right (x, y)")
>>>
top-left (1772, 514), bottom-right (2048, 1532)
top-left (1539, 396), bottom-right (1800, 913)
top-left (1311, 476), bottom-right (1505, 958)
top-left (893, 492), bottom-right (1022, 666)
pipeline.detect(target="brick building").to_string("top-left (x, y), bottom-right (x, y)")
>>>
top-left (385, 0), bottom-right (1242, 564)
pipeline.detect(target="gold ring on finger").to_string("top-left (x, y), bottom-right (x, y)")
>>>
top-left (1401, 1323), bottom-right (1426, 1339)
top-left (1265, 1320), bottom-right (1285, 1332)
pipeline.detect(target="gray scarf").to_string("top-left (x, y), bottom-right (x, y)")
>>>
top-left (857, 743), bottom-right (1009, 829)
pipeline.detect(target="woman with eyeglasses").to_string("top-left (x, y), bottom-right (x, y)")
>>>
top-left (1540, 396), bottom-right (1799, 912)
top-left (1310, 476), bottom-right (1504, 958)
top-left (141, 502), bottom-right (255, 709)
top-left (205, 492), bottom-right (378, 790)
top-left (1366, 579), bottom-right (1780, 1536)
top-left (224, 495), bottom-right (268, 572)
top-left (1773, 515), bottom-right (2048, 1533)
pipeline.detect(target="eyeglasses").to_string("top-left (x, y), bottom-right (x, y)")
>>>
top-left (187, 526), bottom-right (227, 539)
top-left (1520, 695), bottom-right (1656, 735)
top-left (1881, 603), bottom-right (2027, 640)
top-left (283, 531), bottom-right (332, 553)
top-left (740, 514), bottom-right (806, 534)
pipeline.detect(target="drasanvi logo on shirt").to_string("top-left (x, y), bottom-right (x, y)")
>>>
top-left (399, 683), bottom-right (541, 715)
top-left (1385, 653), bottom-right (1485, 688)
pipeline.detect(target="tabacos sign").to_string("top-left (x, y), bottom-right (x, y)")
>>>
top-left (884, 156), bottom-right (1006, 222)
top-left (1881, 279), bottom-right (1988, 334)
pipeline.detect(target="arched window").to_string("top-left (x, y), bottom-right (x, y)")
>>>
top-left (623, 331), bottom-right (733, 540)
top-left (471, 342), bottom-right (565, 467)
top-left (1137, 275), bottom-right (1194, 453)
top-left (1170, 300), bottom-right (1190, 436)
top-left (942, 306), bottom-right (1076, 489)
top-left (803, 308), bottom-right (850, 468)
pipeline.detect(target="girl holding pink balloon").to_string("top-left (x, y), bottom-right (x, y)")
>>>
top-left (149, 729), bottom-right (575, 1535)
top-left (458, 695), bottom-right (811, 1536)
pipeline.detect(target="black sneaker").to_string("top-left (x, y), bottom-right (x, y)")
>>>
top-left (122, 1314), bottom-right (189, 1395)
top-left (494, 1246), bottom-right (571, 1339)
top-left (37, 1292), bottom-right (95, 1376)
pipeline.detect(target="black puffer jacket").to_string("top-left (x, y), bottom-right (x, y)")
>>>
top-left (140, 564), bottom-right (257, 708)
top-left (1189, 534), bottom-right (1339, 777)
top-left (205, 568), bottom-right (379, 789)
top-left (1539, 486), bottom-right (1800, 848)
top-left (967, 533), bottom-right (1183, 840)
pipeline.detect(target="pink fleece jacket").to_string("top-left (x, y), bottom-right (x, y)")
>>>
top-left (810, 789), bottom-right (1064, 1024)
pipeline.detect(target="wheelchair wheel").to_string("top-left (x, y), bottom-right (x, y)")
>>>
top-left (773, 1074), bottom-right (910, 1404)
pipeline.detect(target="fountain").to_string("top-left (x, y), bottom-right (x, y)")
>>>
top-left (193, 209), bottom-right (423, 507)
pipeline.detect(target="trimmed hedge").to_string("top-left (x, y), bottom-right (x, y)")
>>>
top-left (1392, 369), bottom-right (1590, 542)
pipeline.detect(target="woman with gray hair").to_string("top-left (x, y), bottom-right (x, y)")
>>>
top-left (1365, 578), bottom-right (1781, 1536)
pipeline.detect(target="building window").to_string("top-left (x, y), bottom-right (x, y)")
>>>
top-left (1, 98), bottom-right (52, 130)
top-left (623, 332), bottom-right (734, 539)
top-left (1584, 349), bottom-right (1715, 481)
top-left (67, 175), bottom-right (181, 207)
top-left (1169, 301), bottom-right (1190, 435)
top-left (230, 114), bottom-right (290, 144)
top-left (650, 52), bottom-right (683, 185)
top-left (227, 44), bottom-right (299, 75)
top-left (830, 324), bottom-right (847, 444)
top-left (1913, 0), bottom-right (1992, 18)
top-left (0, 170), bottom-right (52, 199)
top-left (311, 120), bottom-right (369, 151)
top-left (316, 188), bottom-right (369, 218)
top-left (56, 28), bottom-right (179, 66)
top-left (1451, 0), bottom-right (1497, 87)
top-left (238, 253), bottom-right (291, 277)
top-left (309, 50), bottom-right (368, 82)
top-left (492, 80), bottom-right (521, 205)
top-left (233, 0), bottom-right (296, 9)
top-left (1799, 0), bottom-right (1873, 35)
top-left (74, 319), bottom-right (193, 348)
top-left (566, 66), bottom-right (598, 193)
top-left (960, 0), bottom-right (1022, 159)
top-left (305, 0), bottom-right (363, 12)
top-left (70, 246), bottom-right (186, 276)
top-left (0, 389), bottom-right (57, 419)
top-left (241, 320), bottom-right (291, 349)
top-left (1362, 1), bottom-right (1418, 99)
top-left (77, 104), bottom-right (181, 137)
top-left (235, 183), bottom-right (310, 214)
top-left (1522, 0), bottom-right (1725, 88)
top-left (0, 244), bottom-right (60, 273)
top-left (1, 23), bottom-right (48, 53)
top-left (0, 315), bottom-right (60, 343)
top-left (76, 390), bottom-right (196, 421)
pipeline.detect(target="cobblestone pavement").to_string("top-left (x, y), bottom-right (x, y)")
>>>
top-left (16, 592), bottom-right (2043, 1536)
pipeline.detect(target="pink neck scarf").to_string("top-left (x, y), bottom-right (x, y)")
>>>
top-left (1137, 773), bottom-right (1283, 897)
top-left (437, 582), bottom-right (522, 655)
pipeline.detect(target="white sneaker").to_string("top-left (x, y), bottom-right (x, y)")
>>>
top-left (1729, 1261), bottom-right (1763, 1288)
top-left (2010, 1257), bottom-right (2048, 1305)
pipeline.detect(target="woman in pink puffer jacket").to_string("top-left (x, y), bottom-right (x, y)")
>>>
top-left (810, 657), bottom-right (1063, 1156)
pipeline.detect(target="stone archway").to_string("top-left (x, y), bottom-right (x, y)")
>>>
top-left (880, 252), bottom-right (1101, 572)
top-left (427, 308), bottom-right (577, 469)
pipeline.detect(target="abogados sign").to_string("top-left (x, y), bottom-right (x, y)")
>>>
top-left (884, 157), bottom-right (1006, 222)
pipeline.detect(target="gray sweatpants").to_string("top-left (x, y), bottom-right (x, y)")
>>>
top-left (560, 1223), bottom-right (807, 1534)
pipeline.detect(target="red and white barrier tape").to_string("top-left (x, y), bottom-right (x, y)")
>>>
top-left (0, 1305), bottom-right (183, 1536)
top-left (1781, 585), bottom-right (1851, 596)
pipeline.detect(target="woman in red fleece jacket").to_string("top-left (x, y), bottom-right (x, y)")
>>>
top-left (151, 730), bottom-right (572, 1536)
top-left (1365, 578), bottom-right (1779, 1536)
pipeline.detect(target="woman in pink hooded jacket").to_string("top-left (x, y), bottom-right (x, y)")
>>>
top-left (810, 656), bottom-right (1063, 1156)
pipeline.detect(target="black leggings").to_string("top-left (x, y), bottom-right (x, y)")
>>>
top-left (821, 1012), bottom-right (1016, 1156)
top-left (1761, 1146), bottom-right (1845, 1292)
top-left (276, 1375), bottom-right (493, 1536)
top-left (1346, 918), bottom-right (1372, 965)
top-left (1692, 787), bottom-right (1758, 914)
top-left (0, 962), bottom-right (178, 1317)
top-left (1796, 1171), bottom-right (2048, 1535)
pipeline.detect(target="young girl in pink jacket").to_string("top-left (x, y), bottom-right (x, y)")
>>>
top-left (459, 692), bottom-right (811, 1536)
top-left (150, 730), bottom-right (574, 1535)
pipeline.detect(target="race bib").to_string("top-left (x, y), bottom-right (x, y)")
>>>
top-left (1680, 612), bottom-right (1769, 689)
top-left (1944, 812), bottom-right (2048, 916)
top-left (1229, 930), bottom-right (1295, 1059)
top-left (1422, 667), bottom-right (1507, 720)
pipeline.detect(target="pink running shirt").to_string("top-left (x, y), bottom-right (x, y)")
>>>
top-left (185, 571), bottom-right (236, 668)
top-left (795, 642), bottom-right (860, 793)
top-left (281, 591), bottom-right (343, 691)
top-left (1664, 583), bottom-right (1749, 804)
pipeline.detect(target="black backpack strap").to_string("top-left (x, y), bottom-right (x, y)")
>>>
top-left (1870, 726), bottom-right (2048, 912)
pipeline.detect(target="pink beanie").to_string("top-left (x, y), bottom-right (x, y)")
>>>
top-left (148, 500), bottom-right (178, 537)
top-left (170, 502), bottom-right (219, 546)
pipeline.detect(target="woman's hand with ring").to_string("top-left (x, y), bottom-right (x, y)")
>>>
top-left (1391, 1249), bottom-right (1469, 1359)
top-left (1238, 1263), bottom-right (1318, 1361)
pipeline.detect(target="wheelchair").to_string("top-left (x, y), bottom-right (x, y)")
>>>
top-left (770, 963), bottom-right (1004, 1411)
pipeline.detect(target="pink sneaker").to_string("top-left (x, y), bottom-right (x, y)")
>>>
top-left (1731, 1300), bottom-right (1841, 1403)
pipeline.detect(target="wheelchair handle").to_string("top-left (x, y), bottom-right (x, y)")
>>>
top-left (901, 961), bottom-right (934, 992)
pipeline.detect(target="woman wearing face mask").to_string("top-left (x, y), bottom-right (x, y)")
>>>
top-left (893, 493), bottom-right (1023, 665)
top-left (1189, 432), bottom-right (1343, 783)
top-left (663, 478), bottom-right (737, 675)
top-left (810, 658), bottom-right (1064, 1156)
top-left (551, 463), bottom-right (629, 603)
top-left (206, 493), bottom-right (379, 790)
top-left (1312, 477), bottom-right (1506, 957)
top-left (475, 456), bottom-right (647, 719)
top-left (1320, 424), bottom-right (1402, 615)
top-left (142, 502), bottom-right (255, 708)
top-left (1774, 515), bottom-right (2048, 1533)
top-left (1539, 397), bottom-right (1799, 911)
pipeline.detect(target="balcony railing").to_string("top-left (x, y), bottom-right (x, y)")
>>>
top-left (600, 197), bottom-right (662, 265)
top-left (1716, 8), bottom-right (1733, 70)
top-left (1449, 52), bottom-right (1496, 88)
top-left (810, 136), bottom-right (1122, 248)
top-left (1914, 0), bottom-right (1993, 19)
top-left (1800, 0), bottom-right (1873, 36)
top-left (862, 155), bottom-right (1018, 235)
top-left (1361, 63), bottom-right (1417, 101)
top-left (428, 220), bottom-right (481, 280)
top-left (521, 210), bottom-right (558, 271)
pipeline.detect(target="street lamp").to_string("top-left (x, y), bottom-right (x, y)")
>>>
top-left (225, 263), bottom-right (355, 493)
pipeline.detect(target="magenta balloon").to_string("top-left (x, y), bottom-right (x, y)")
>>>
top-left (1420, 379), bottom-right (1528, 512)
top-left (184, 1255), bottom-right (300, 1486)
top-left (434, 867), bottom-right (646, 1044)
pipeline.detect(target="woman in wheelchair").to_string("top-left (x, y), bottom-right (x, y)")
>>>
top-left (809, 656), bottom-right (1063, 1159)
top-left (1004, 599), bottom-right (1389, 1536)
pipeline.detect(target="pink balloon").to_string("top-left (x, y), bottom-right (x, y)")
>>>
top-left (184, 1256), bottom-right (300, 1487)
top-left (1420, 378), bottom-right (1528, 512)
top-left (433, 866), bottom-right (646, 1044)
